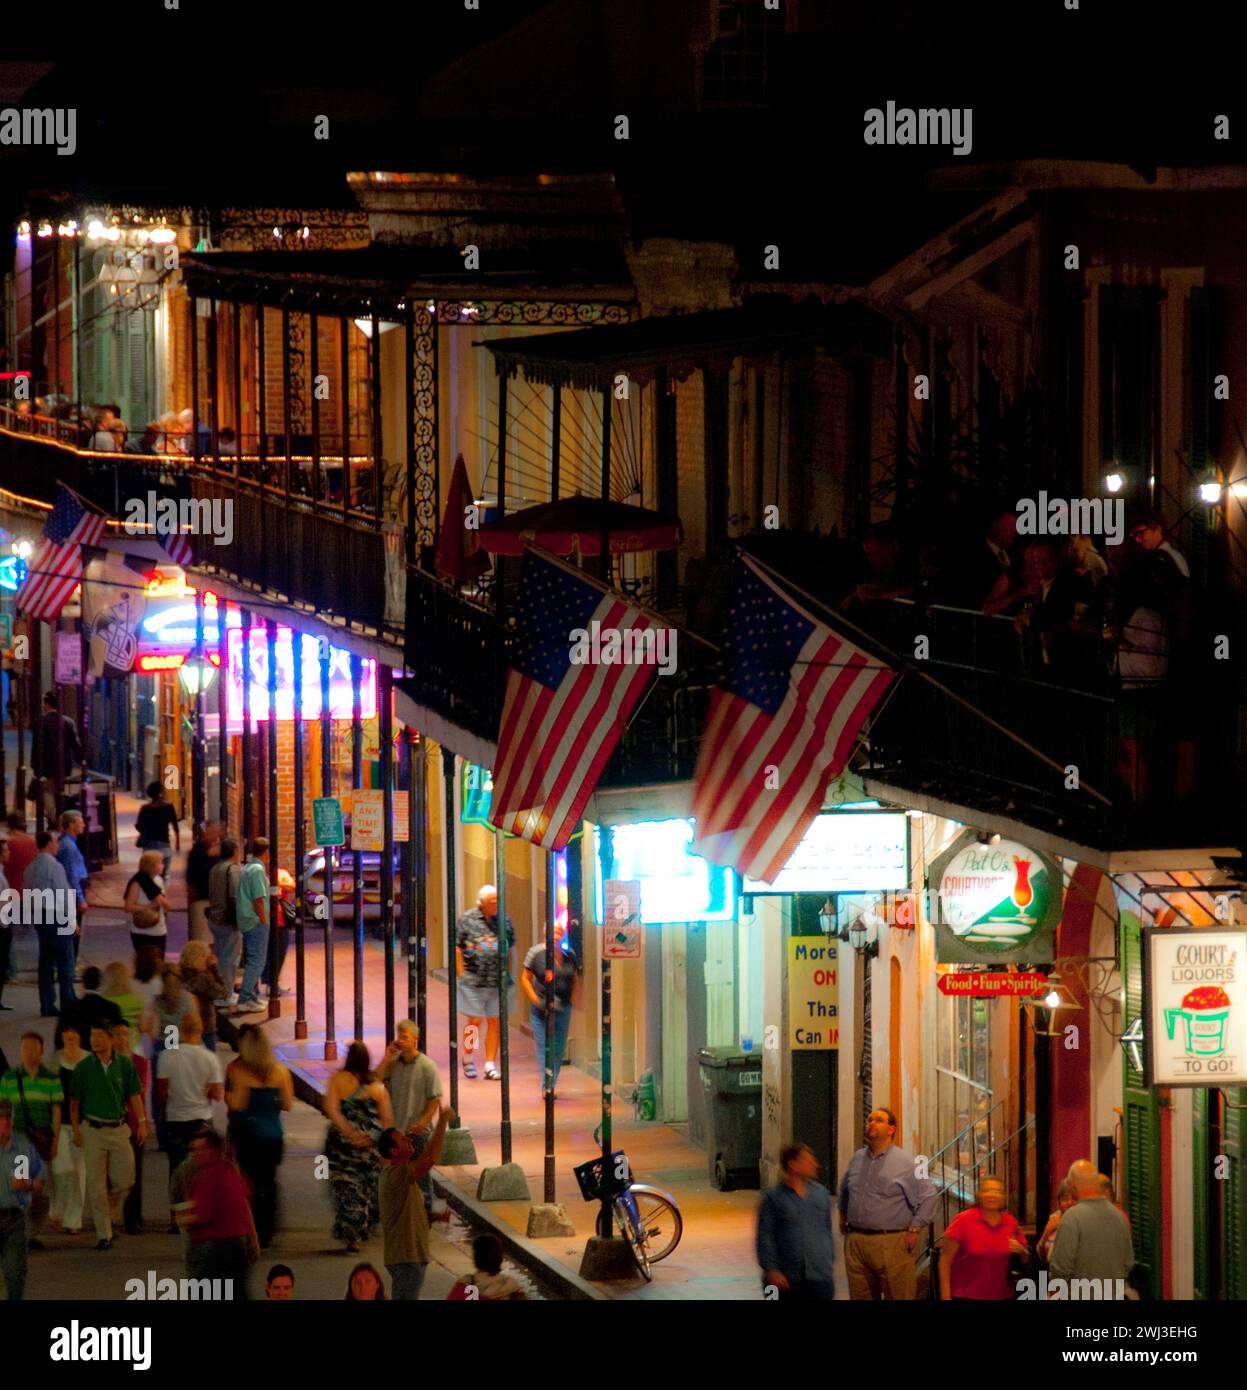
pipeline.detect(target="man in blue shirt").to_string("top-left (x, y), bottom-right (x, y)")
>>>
top-left (0, 1097), bottom-right (46, 1300)
top-left (27, 832), bottom-right (76, 1015)
top-left (838, 1106), bottom-right (937, 1300)
top-left (56, 812), bottom-right (89, 947)
top-left (234, 838), bottom-right (271, 1014)
top-left (757, 1141), bottom-right (836, 1300)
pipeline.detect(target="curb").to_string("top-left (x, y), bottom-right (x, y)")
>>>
top-left (224, 1016), bottom-right (608, 1302)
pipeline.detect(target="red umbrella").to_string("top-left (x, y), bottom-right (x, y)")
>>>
top-left (435, 454), bottom-right (491, 582)
top-left (476, 495), bottom-right (682, 558)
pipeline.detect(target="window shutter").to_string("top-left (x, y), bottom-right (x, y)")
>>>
top-left (1224, 1090), bottom-right (1247, 1300)
top-left (1192, 1087), bottom-right (1210, 1301)
top-left (1120, 910), bottom-right (1162, 1299)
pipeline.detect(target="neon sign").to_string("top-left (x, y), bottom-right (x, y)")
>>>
top-left (140, 603), bottom-right (222, 647)
top-left (0, 557), bottom-right (27, 592)
top-left (226, 627), bottom-right (377, 722)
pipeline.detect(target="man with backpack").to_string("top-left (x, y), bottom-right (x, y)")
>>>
top-left (207, 839), bottom-right (242, 1010)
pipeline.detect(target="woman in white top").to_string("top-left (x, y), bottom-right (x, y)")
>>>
top-left (50, 1022), bottom-right (89, 1233)
top-left (125, 850), bottom-right (171, 958)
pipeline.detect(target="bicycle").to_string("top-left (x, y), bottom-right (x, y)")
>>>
top-left (573, 1150), bottom-right (683, 1281)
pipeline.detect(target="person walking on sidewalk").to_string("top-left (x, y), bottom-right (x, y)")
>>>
top-left (135, 781), bottom-right (180, 879)
top-left (4, 813), bottom-right (38, 893)
top-left (0, 1098), bottom-right (46, 1301)
top-left (124, 851), bottom-right (171, 960)
top-left (207, 838), bottom-right (243, 1009)
top-left (31, 691), bottom-right (82, 826)
top-left (28, 831), bottom-right (76, 1016)
top-left (183, 1128), bottom-right (258, 1298)
top-left (58, 965), bottom-right (120, 1048)
top-left (521, 937), bottom-right (579, 1098)
top-left (178, 941), bottom-right (228, 1052)
top-left (377, 1102), bottom-right (454, 1300)
top-left (1049, 1159), bottom-right (1134, 1294)
top-left (324, 1041), bottom-right (392, 1253)
top-left (158, 1012), bottom-right (223, 1207)
top-left (0, 1031), bottom-right (62, 1249)
top-left (234, 839), bottom-right (271, 1014)
top-left (756, 1141), bottom-right (837, 1301)
top-left (55, 811), bottom-right (89, 951)
top-left (49, 1024), bottom-right (88, 1235)
top-left (838, 1106), bottom-right (936, 1300)
top-left (938, 1176), bottom-right (1029, 1301)
top-left (455, 885), bottom-right (513, 1080)
top-left (226, 1026), bottom-right (293, 1250)
top-left (186, 821), bottom-right (223, 945)
top-left (70, 1021), bottom-right (147, 1250)
top-left (0, 836), bottom-right (14, 1012)
top-left (377, 1020), bottom-right (442, 1215)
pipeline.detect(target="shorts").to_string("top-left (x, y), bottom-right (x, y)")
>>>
top-left (457, 980), bottom-right (512, 1018)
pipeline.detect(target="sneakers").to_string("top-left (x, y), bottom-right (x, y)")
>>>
top-left (463, 1060), bottom-right (477, 1079)
top-left (0, 1002), bottom-right (14, 1011)
top-left (235, 1000), bottom-right (267, 1014)
top-left (95, 1239), bottom-right (113, 1251)
top-left (214, 993), bottom-right (238, 1008)
top-left (483, 1062), bottom-right (501, 1081)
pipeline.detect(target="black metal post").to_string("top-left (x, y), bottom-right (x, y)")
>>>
top-left (232, 302), bottom-right (242, 471)
top-left (281, 306), bottom-right (293, 499)
top-left (293, 630), bottom-right (307, 1040)
top-left (445, 749), bottom-right (460, 1121)
top-left (192, 588), bottom-right (205, 829)
top-left (217, 600), bottom-right (228, 830)
top-left (189, 293), bottom-right (200, 470)
top-left (598, 825), bottom-right (613, 1233)
top-left (241, 610), bottom-right (252, 841)
top-left (496, 826), bottom-right (512, 1165)
top-left (543, 849), bottom-right (556, 1203)
top-left (401, 729), bottom-right (415, 1021)
top-left (379, 662), bottom-right (395, 1042)
top-left (550, 385), bottom-right (561, 502)
top-left (496, 371), bottom-right (507, 620)
top-left (311, 307), bottom-right (321, 509)
top-left (208, 299), bottom-right (219, 458)
top-left (413, 732), bottom-right (427, 1046)
top-left (350, 653), bottom-right (364, 1041)
top-left (266, 619), bottom-right (281, 1021)
top-left (340, 317), bottom-right (350, 523)
top-left (320, 637), bottom-right (337, 1062)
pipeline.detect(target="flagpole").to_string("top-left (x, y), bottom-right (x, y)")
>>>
top-left (743, 550), bottom-right (1113, 808)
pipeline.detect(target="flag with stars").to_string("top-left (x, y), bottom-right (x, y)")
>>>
top-left (17, 484), bottom-right (108, 622)
top-left (691, 555), bottom-right (895, 884)
top-left (491, 548), bottom-right (662, 850)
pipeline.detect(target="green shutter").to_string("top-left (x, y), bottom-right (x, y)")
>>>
top-left (1121, 911), bottom-right (1162, 1299)
top-left (1192, 1088), bottom-right (1209, 1301)
top-left (1224, 1090), bottom-right (1247, 1300)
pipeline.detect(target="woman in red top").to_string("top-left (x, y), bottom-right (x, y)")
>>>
top-left (939, 1176), bottom-right (1029, 1300)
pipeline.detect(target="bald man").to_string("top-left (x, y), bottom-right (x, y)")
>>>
top-left (455, 885), bottom-right (513, 1081)
top-left (1049, 1160), bottom-right (1134, 1293)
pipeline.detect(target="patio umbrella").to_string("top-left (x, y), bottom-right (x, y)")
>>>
top-left (434, 454), bottom-right (491, 582)
top-left (475, 495), bottom-right (682, 558)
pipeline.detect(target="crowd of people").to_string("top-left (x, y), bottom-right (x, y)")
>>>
top-left (755, 1106), bottom-right (1135, 1302)
top-left (11, 397), bottom-right (213, 457)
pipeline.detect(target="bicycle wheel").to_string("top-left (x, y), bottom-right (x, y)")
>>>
top-left (615, 1194), bottom-right (652, 1281)
top-left (628, 1184), bottom-right (683, 1262)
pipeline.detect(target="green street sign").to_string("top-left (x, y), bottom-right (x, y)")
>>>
top-left (462, 762), bottom-right (493, 825)
top-left (313, 796), bottom-right (345, 847)
top-left (0, 613), bottom-right (11, 650)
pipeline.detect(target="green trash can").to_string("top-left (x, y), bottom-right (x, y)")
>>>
top-left (698, 1046), bottom-right (763, 1191)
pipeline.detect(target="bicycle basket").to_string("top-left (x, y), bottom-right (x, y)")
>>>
top-left (573, 1151), bottom-right (632, 1202)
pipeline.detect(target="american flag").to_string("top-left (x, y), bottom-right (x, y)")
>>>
top-left (162, 531), bottom-right (194, 566)
top-left (691, 555), bottom-right (895, 884)
top-left (491, 549), bottom-right (662, 850)
top-left (16, 485), bottom-right (108, 622)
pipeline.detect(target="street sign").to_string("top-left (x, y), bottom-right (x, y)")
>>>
top-left (462, 762), bottom-right (492, 825)
top-left (602, 879), bottom-right (641, 959)
top-left (394, 790), bottom-right (409, 843)
top-left (0, 613), bottom-right (11, 653)
top-left (56, 630), bottom-right (82, 685)
top-left (352, 789), bottom-right (385, 851)
top-left (937, 971), bottom-right (1049, 998)
top-left (312, 797), bottom-right (345, 847)
top-left (788, 938), bottom-right (839, 1049)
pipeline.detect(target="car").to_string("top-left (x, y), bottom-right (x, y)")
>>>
top-left (303, 846), bottom-right (403, 924)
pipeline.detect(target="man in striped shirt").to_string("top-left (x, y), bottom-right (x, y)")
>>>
top-left (0, 1032), bottom-right (62, 1247)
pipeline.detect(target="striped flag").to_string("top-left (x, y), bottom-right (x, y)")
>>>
top-left (691, 555), bottom-right (895, 884)
top-left (162, 530), bottom-right (194, 566)
top-left (491, 548), bottom-right (663, 850)
top-left (16, 485), bottom-right (108, 622)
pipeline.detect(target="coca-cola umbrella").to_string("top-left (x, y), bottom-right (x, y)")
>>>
top-left (475, 495), bottom-right (682, 558)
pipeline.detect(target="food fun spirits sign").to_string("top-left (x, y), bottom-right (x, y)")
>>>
top-left (1145, 928), bottom-right (1247, 1087)
top-left (930, 832), bottom-right (1060, 965)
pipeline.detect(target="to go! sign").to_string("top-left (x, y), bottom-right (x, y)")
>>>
top-left (788, 938), bottom-right (839, 1050)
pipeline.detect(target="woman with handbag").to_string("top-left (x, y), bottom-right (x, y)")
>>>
top-left (0, 1031), bottom-right (63, 1248)
top-left (125, 850), bottom-right (171, 958)
top-left (938, 1176), bottom-right (1030, 1301)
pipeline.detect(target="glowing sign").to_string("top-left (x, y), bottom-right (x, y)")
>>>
top-left (226, 627), bottom-right (377, 722)
top-left (0, 557), bottom-right (27, 592)
top-left (593, 819), bottom-right (736, 925)
top-left (138, 652), bottom-right (186, 673)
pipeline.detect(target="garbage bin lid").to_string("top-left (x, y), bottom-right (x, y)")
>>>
top-left (697, 1046), bottom-right (754, 1066)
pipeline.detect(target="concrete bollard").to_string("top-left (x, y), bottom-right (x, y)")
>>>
top-left (526, 1203), bottom-right (577, 1238)
top-left (477, 1161), bottom-right (531, 1202)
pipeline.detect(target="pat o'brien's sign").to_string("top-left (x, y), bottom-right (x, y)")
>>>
top-left (1145, 928), bottom-right (1247, 1087)
top-left (930, 833), bottom-right (1061, 965)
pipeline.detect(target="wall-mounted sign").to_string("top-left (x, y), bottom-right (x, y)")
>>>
top-left (0, 557), bottom-right (27, 592)
top-left (594, 819), bottom-right (736, 926)
top-left (931, 832), bottom-right (1060, 965)
top-left (56, 631), bottom-right (81, 686)
top-left (937, 971), bottom-right (1049, 998)
top-left (1145, 927), bottom-right (1247, 1087)
top-left (312, 797), bottom-right (345, 848)
top-left (351, 789), bottom-right (385, 852)
top-left (462, 762), bottom-right (493, 825)
top-left (788, 937), bottom-right (839, 1049)
top-left (226, 627), bottom-right (377, 723)
top-left (394, 790), bottom-right (409, 843)
top-left (0, 613), bottom-right (11, 651)
top-left (743, 811), bottom-right (909, 895)
top-left (602, 879), bottom-right (641, 959)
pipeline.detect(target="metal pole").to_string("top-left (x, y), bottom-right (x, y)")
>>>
top-left (208, 300), bottom-right (219, 458)
top-left (598, 825), bottom-right (613, 1232)
top-left (495, 825), bottom-right (512, 1165)
top-left (266, 619), bottom-right (281, 1021)
top-left (340, 317), bottom-right (350, 523)
top-left (600, 387), bottom-right (612, 585)
top-left (320, 637), bottom-right (337, 1062)
top-left (413, 732), bottom-right (427, 1046)
top-left (241, 612), bottom-right (252, 841)
top-left (192, 588), bottom-right (205, 829)
top-left (379, 662), bottom-right (395, 1042)
top-left (543, 849), bottom-right (556, 1203)
top-left (232, 302), bottom-right (242, 473)
top-left (190, 294), bottom-right (200, 471)
top-left (293, 630), bottom-right (307, 1040)
top-left (216, 599), bottom-right (228, 830)
top-left (30, 625), bottom-right (42, 835)
top-left (401, 729), bottom-right (415, 1022)
top-left (350, 653), bottom-right (364, 1041)
top-left (496, 371), bottom-right (508, 622)
top-left (444, 749), bottom-right (459, 1121)
top-left (550, 385), bottom-right (561, 502)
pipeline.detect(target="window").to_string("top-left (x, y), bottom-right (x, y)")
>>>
top-left (701, 1), bottom-right (786, 108)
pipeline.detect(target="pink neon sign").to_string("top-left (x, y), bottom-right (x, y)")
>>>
top-left (226, 627), bottom-right (377, 722)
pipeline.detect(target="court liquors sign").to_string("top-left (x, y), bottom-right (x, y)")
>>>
top-left (1145, 928), bottom-right (1247, 1086)
top-left (931, 833), bottom-right (1060, 965)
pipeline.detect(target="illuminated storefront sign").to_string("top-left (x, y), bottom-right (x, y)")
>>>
top-left (931, 831), bottom-right (1060, 965)
top-left (226, 626), bottom-right (377, 722)
top-left (594, 818), bottom-right (736, 926)
top-left (0, 557), bottom-right (27, 591)
top-left (139, 601), bottom-right (223, 649)
top-left (1146, 928), bottom-right (1247, 1087)
top-left (743, 811), bottom-right (909, 895)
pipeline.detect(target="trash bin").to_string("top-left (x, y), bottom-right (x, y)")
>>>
top-left (62, 771), bottom-right (118, 868)
top-left (698, 1046), bottom-right (763, 1191)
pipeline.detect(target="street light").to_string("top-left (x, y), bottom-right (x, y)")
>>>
top-left (179, 659), bottom-right (216, 696)
top-left (1198, 475), bottom-right (1223, 505)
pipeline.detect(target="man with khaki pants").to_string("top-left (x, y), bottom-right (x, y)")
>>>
top-left (838, 1106), bottom-right (936, 1299)
top-left (70, 1023), bottom-right (147, 1250)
